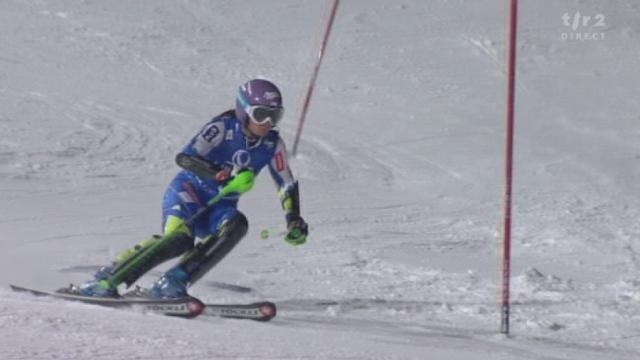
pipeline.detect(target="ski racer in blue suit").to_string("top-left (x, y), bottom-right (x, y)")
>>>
top-left (78, 79), bottom-right (308, 298)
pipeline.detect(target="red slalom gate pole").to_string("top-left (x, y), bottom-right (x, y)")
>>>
top-left (291, 0), bottom-right (340, 156)
top-left (501, 0), bottom-right (519, 336)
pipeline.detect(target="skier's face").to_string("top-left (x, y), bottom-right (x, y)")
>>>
top-left (246, 119), bottom-right (273, 138)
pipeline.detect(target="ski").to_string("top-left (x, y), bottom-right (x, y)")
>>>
top-left (202, 301), bottom-right (276, 321)
top-left (10, 284), bottom-right (205, 318)
top-left (9, 284), bottom-right (276, 321)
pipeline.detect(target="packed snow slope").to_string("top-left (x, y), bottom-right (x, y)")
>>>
top-left (1, 0), bottom-right (640, 359)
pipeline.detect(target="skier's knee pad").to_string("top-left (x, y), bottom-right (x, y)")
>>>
top-left (164, 215), bottom-right (193, 237)
top-left (179, 211), bottom-right (248, 285)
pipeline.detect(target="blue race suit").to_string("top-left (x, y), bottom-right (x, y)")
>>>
top-left (162, 110), bottom-right (295, 239)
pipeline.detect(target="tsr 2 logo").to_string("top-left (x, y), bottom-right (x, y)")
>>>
top-left (561, 12), bottom-right (606, 41)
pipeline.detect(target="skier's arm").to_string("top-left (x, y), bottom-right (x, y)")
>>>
top-left (268, 138), bottom-right (308, 245)
top-left (175, 153), bottom-right (228, 182)
top-left (176, 119), bottom-right (231, 182)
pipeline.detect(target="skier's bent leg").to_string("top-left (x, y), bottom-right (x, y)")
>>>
top-left (183, 211), bottom-right (248, 284)
top-left (79, 216), bottom-right (194, 297)
top-left (150, 211), bottom-right (248, 298)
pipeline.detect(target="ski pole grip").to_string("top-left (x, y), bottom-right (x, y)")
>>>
top-left (204, 170), bottom-right (255, 207)
top-left (221, 170), bottom-right (255, 196)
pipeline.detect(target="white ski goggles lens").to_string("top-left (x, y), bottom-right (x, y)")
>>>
top-left (247, 105), bottom-right (284, 126)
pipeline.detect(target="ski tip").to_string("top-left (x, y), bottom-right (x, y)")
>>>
top-left (186, 297), bottom-right (206, 317)
top-left (258, 302), bottom-right (277, 321)
top-left (9, 284), bottom-right (35, 293)
top-left (9, 284), bottom-right (51, 297)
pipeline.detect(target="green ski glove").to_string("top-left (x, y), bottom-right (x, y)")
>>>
top-left (204, 169), bottom-right (256, 207)
top-left (220, 169), bottom-right (255, 196)
top-left (285, 215), bottom-right (308, 246)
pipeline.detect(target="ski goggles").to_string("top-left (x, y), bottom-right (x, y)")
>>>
top-left (237, 89), bottom-right (284, 126)
top-left (245, 105), bottom-right (284, 126)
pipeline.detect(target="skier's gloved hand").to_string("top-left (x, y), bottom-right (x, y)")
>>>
top-left (223, 169), bottom-right (255, 195)
top-left (285, 214), bottom-right (308, 246)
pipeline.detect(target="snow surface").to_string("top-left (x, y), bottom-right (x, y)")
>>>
top-left (1, 0), bottom-right (640, 359)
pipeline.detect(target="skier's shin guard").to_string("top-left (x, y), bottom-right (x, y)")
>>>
top-left (109, 232), bottom-right (194, 287)
top-left (178, 212), bottom-right (248, 285)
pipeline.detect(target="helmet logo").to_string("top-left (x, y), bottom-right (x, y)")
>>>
top-left (264, 91), bottom-right (280, 101)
